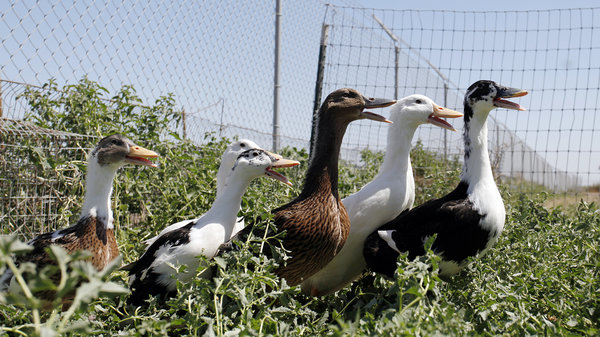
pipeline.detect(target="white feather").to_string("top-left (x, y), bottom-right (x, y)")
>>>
top-left (131, 149), bottom-right (283, 292)
top-left (145, 140), bottom-right (263, 247)
top-left (378, 230), bottom-right (401, 254)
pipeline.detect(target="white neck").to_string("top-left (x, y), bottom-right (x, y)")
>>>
top-left (80, 160), bottom-right (118, 229)
top-left (198, 172), bottom-right (252, 238)
top-left (379, 121), bottom-right (418, 175)
top-left (215, 160), bottom-right (232, 198)
top-left (460, 110), bottom-right (495, 185)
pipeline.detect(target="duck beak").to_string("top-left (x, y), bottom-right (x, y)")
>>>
top-left (494, 86), bottom-right (528, 111)
top-left (125, 145), bottom-right (159, 167)
top-left (361, 95), bottom-right (395, 124)
top-left (427, 103), bottom-right (463, 131)
top-left (265, 157), bottom-right (300, 187)
top-left (265, 150), bottom-right (283, 161)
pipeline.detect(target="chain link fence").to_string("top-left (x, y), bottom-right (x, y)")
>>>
top-left (1, 1), bottom-right (599, 237)
top-left (1, 1), bottom-right (325, 150)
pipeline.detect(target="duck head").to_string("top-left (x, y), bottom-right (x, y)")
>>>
top-left (464, 80), bottom-right (528, 120)
top-left (91, 134), bottom-right (158, 168)
top-left (231, 149), bottom-right (300, 186)
top-left (218, 139), bottom-right (286, 195)
top-left (220, 139), bottom-right (284, 172)
top-left (391, 94), bottom-right (463, 131)
top-left (320, 88), bottom-right (395, 125)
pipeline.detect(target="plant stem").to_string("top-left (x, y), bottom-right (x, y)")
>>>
top-left (5, 259), bottom-right (42, 335)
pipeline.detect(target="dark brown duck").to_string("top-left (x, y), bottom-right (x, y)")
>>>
top-left (273, 88), bottom-right (395, 286)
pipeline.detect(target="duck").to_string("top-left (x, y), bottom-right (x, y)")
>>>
top-left (273, 88), bottom-right (395, 286)
top-left (144, 139), bottom-right (275, 246)
top-left (301, 94), bottom-right (463, 296)
top-left (0, 134), bottom-right (158, 293)
top-left (124, 148), bottom-right (299, 305)
top-left (363, 80), bottom-right (528, 278)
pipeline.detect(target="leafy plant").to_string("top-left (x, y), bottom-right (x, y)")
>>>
top-left (1, 78), bottom-right (598, 336)
top-left (0, 235), bottom-right (127, 336)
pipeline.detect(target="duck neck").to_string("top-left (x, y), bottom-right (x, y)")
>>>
top-left (203, 172), bottom-right (251, 237)
top-left (80, 160), bottom-right (118, 229)
top-left (215, 161), bottom-right (230, 198)
top-left (303, 115), bottom-right (348, 199)
top-left (461, 105), bottom-right (494, 185)
top-left (380, 121), bottom-right (417, 174)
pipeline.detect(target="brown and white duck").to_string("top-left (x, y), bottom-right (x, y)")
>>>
top-left (273, 88), bottom-right (395, 286)
top-left (0, 134), bottom-right (158, 293)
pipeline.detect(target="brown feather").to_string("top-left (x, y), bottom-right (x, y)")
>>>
top-left (272, 88), bottom-right (393, 286)
top-left (15, 215), bottom-right (119, 301)
top-left (275, 173), bottom-right (350, 285)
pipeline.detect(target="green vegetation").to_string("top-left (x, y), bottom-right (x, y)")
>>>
top-left (1, 79), bottom-right (598, 336)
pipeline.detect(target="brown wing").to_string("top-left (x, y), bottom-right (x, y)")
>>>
top-left (17, 215), bottom-right (119, 271)
top-left (275, 183), bottom-right (350, 286)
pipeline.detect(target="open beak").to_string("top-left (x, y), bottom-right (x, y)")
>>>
top-left (427, 103), bottom-right (463, 131)
top-left (494, 86), bottom-right (528, 111)
top-left (125, 145), bottom-right (159, 167)
top-left (265, 157), bottom-right (300, 187)
top-left (360, 96), bottom-right (396, 124)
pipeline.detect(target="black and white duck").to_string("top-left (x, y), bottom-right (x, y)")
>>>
top-left (144, 139), bottom-right (276, 246)
top-left (364, 80), bottom-right (527, 278)
top-left (124, 149), bottom-right (299, 305)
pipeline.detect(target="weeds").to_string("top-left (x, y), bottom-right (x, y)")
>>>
top-left (1, 79), bottom-right (598, 335)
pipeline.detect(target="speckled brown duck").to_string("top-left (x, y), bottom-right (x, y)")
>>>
top-left (273, 88), bottom-right (395, 286)
top-left (0, 134), bottom-right (158, 295)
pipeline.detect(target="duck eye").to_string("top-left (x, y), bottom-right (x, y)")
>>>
top-left (240, 143), bottom-right (246, 148)
top-left (415, 99), bottom-right (422, 104)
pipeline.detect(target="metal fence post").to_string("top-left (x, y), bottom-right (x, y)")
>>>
top-left (272, 0), bottom-right (281, 152)
top-left (310, 23), bottom-right (330, 158)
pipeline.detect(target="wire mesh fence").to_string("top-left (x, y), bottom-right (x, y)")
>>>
top-left (0, 0), bottom-right (325, 152)
top-left (0, 117), bottom-right (97, 237)
top-left (1, 1), bottom-right (599, 239)
top-left (320, 6), bottom-right (600, 204)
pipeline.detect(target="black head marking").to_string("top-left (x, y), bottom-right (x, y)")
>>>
top-left (232, 149), bottom-right (272, 170)
top-left (464, 81), bottom-right (498, 119)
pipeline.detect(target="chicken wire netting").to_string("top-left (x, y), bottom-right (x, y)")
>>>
top-left (0, 116), bottom-right (97, 237)
top-left (0, 0), bottom-right (324, 152)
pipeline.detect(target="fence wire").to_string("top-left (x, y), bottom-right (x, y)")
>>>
top-left (1, 0), bottom-right (325, 151)
top-left (1, 2), bottom-right (599, 219)
top-left (320, 6), bottom-right (600, 205)
top-left (0, 117), bottom-right (97, 236)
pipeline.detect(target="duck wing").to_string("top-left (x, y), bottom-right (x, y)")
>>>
top-left (15, 215), bottom-right (118, 270)
top-left (123, 221), bottom-right (195, 276)
top-left (274, 194), bottom-right (350, 286)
